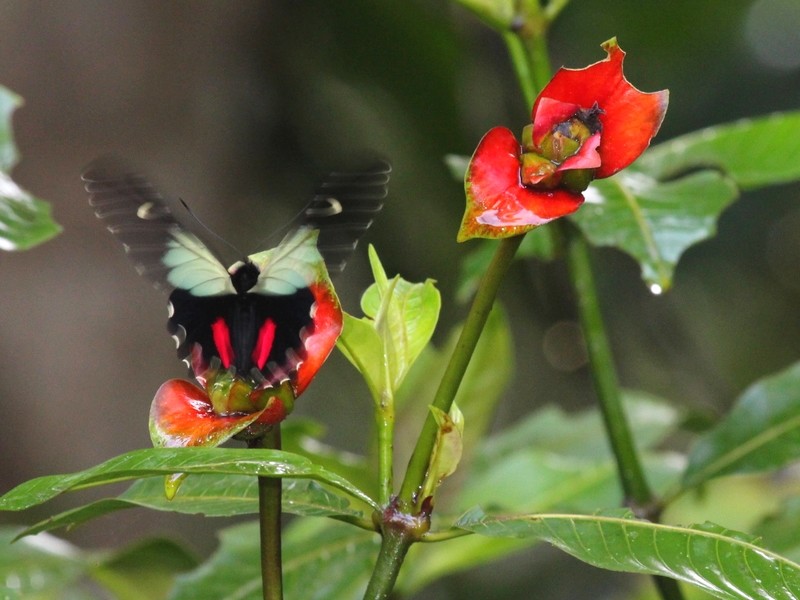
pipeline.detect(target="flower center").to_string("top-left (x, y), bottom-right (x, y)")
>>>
top-left (519, 102), bottom-right (603, 193)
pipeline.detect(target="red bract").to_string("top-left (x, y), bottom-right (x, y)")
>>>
top-left (458, 38), bottom-right (669, 241)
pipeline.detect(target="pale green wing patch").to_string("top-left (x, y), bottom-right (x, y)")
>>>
top-left (163, 227), bottom-right (235, 296)
top-left (249, 227), bottom-right (328, 296)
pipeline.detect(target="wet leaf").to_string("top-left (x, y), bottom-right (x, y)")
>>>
top-left (18, 476), bottom-right (365, 539)
top-left (0, 447), bottom-right (378, 516)
top-left (457, 509), bottom-right (800, 600)
top-left (571, 169), bottom-right (738, 291)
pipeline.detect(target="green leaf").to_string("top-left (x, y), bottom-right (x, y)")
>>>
top-left (0, 526), bottom-right (87, 599)
top-left (338, 245), bottom-right (440, 400)
top-left (458, 391), bottom-right (682, 513)
top-left (89, 538), bottom-right (197, 600)
top-left (18, 476), bottom-right (365, 538)
top-left (572, 170), bottom-right (738, 291)
top-left (457, 509), bottom-right (800, 600)
top-left (753, 498), bottom-right (800, 563)
top-left (0, 448), bottom-right (378, 514)
top-left (399, 393), bottom-right (682, 592)
top-left (420, 403), bottom-right (464, 501)
top-left (170, 519), bottom-right (378, 600)
top-left (281, 418), bottom-right (374, 495)
top-left (638, 111), bottom-right (800, 189)
top-left (0, 85), bottom-right (61, 250)
top-left (682, 361), bottom-right (800, 490)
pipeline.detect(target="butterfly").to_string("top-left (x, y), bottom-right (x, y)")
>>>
top-left (83, 159), bottom-right (390, 392)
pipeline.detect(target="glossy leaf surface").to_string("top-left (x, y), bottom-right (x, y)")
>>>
top-left (571, 169), bottom-right (738, 291)
top-left (0, 448), bottom-right (378, 514)
top-left (17, 476), bottom-right (364, 539)
top-left (638, 111), bottom-right (800, 189)
top-left (457, 509), bottom-right (800, 600)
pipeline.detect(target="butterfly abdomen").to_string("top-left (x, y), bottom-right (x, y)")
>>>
top-left (169, 286), bottom-right (316, 385)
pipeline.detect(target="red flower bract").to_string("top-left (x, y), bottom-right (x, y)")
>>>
top-left (458, 38), bottom-right (669, 241)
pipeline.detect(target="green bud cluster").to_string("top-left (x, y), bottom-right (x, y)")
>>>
top-left (518, 110), bottom-right (600, 193)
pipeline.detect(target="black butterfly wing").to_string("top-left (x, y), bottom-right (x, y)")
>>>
top-left (303, 160), bottom-right (391, 273)
top-left (82, 160), bottom-right (235, 296)
top-left (84, 159), bottom-right (389, 384)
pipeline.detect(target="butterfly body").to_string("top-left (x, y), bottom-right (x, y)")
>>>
top-left (84, 159), bottom-right (389, 393)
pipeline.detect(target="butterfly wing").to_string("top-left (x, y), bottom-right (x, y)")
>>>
top-left (85, 159), bottom-right (386, 386)
top-left (82, 160), bottom-right (235, 296)
top-left (302, 160), bottom-right (391, 273)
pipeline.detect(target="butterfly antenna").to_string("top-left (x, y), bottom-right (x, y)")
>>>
top-left (250, 195), bottom-right (343, 251)
top-left (179, 198), bottom-right (246, 258)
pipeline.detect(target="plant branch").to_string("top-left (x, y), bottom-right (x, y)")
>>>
top-left (362, 529), bottom-right (413, 600)
top-left (398, 235), bottom-right (525, 507)
top-left (562, 222), bottom-right (653, 508)
top-left (252, 427), bottom-right (283, 600)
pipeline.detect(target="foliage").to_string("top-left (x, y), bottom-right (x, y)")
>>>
top-left (3, 2), bottom-right (800, 600)
top-left (0, 85), bottom-right (60, 250)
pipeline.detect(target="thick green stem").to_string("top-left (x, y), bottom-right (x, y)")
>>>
top-left (252, 427), bottom-right (283, 600)
top-left (562, 222), bottom-right (653, 508)
top-left (399, 235), bottom-right (524, 507)
top-left (363, 530), bottom-right (413, 600)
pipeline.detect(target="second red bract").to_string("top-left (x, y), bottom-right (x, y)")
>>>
top-left (458, 38), bottom-right (669, 241)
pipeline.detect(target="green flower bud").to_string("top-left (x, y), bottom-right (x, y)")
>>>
top-left (560, 167), bottom-right (596, 193)
top-left (521, 124), bottom-right (535, 152)
top-left (520, 151), bottom-right (557, 186)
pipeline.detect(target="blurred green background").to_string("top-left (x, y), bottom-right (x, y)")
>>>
top-left (1, 1), bottom-right (799, 598)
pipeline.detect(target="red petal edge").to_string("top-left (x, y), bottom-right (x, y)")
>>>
top-left (294, 282), bottom-right (343, 395)
top-left (532, 38), bottom-right (669, 178)
top-left (149, 379), bottom-right (263, 448)
top-left (458, 127), bottom-right (584, 242)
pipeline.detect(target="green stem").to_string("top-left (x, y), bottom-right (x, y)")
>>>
top-left (398, 235), bottom-right (524, 506)
top-left (562, 222), bottom-right (653, 509)
top-left (503, 6), bottom-right (685, 598)
top-left (362, 530), bottom-right (413, 600)
top-left (252, 427), bottom-right (283, 600)
top-left (376, 394), bottom-right (394, 506)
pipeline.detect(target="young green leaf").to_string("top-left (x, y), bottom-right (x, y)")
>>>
top-left (457, 509), bottom-right (800, 600)
top-left (419, 403), bottom-right (464, 501)
top-left (337, 245), bottom-right (440, 399)
top-left (0, 85), bottom-right (61, 250)
top-left (682, 360), bottom-right (800, 490)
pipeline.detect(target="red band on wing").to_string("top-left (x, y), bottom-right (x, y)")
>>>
top-left (211, 317), bottom-right (235, 369)
top-left (251, 318), bottom-right (277, 370)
